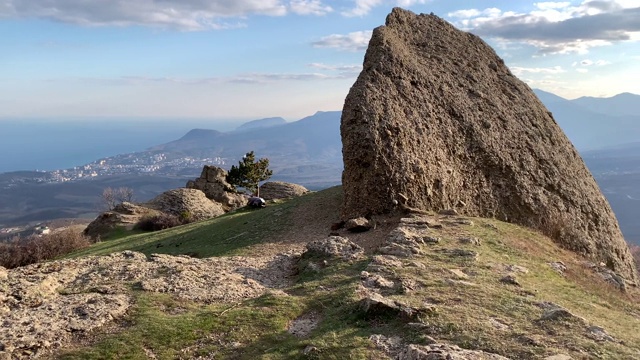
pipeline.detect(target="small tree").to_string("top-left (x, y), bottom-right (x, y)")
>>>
top-left (226, 151), bottom-right (273, 197)
top-left (101, 187), bottom-right (134, 210)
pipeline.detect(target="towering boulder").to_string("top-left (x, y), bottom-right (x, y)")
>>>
top-left (341, 8), bottom-right (637, 282)
top-left (186, 165), bottom-right (247, 211)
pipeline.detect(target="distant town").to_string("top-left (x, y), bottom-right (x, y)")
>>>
top-left (1, 151), bottom-right (227, 189)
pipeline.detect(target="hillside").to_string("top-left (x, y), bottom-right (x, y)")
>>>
top-left (2, 187), bottom-right (639, 359)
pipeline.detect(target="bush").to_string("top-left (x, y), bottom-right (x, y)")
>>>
top-left (135, 213), bottom-right (190, 232)
top-left (0, 229), bottom-right (92, 269)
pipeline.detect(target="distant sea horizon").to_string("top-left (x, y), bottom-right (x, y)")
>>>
top-left (0, 118), bottom-right (241, 173)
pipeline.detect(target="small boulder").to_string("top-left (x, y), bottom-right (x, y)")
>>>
top-left (345, 217), bottom-right (373, 232)
top-left (259, 181), bottom-right (309, 200)
top-left (305, 237), bottom-right (364, 260)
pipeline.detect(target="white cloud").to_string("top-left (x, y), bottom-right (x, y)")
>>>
top-left (289, 0), bottom-right (332, 15)
top-left (0, 0), bottom-right (332, 30)
top-left (511, 66), bottom-right (566, 75)
top-left (308, 63), bottom-right (362, 72)
top-left (581, 59), bottom-right (594, 66)
top-left (311, 30), bottom-right (373, 51)
top-left (449, 1), bottom-right (640, 55)
top-left (341, 0), bottom-right (429, 17)
top-left (534, 2), bottom-right (571, 10)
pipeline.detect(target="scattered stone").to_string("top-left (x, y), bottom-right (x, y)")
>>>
top-left (287, 312), bottom-right (320, 338)
top-left (500, 275), bottom-right (521, 286)
top-left (505, 265), bottom-right (529, 274)
top-left (548, 262), bottom-right (567, 275)
top-left (345, 217), bottom-right (373, 233)
top-left (186, 165), bottom-right (247, 211)
top-left (339, 7), bottom-right (637, 283)
top-left (459, 237), bottom-right (481, 246)
top-left (448, 269), bottom-right (469, 279)
top-left (436, 248), bottom-right (479, 260)
top-left (0, 266), bottom-right (6, 281)
top-left (361, 271), bottom-right (395, 289)
top-left (379, 243), bottom-right (420, 258)
top-left (398, 343), bottom-right (510, 360)
top-left (544, 355), bottom-right (572, 360)
top-left (399, 278), bottom-right (420, 293)
top-left (258, 181), bottom-right (309, 200)
top-left (445, 279), bottom-right (477, 287)
top-left (359, 293), bottom-right (428, 322)
top-left (302, 345), bottom-right (320, 356)
top-left (539, 306), bottom-right (585, 323)
top-left (305, 236), bottom-right (364, 260)
top-left (489, 317), bottom-right (510, 331)
top-left (587, 326), bottom-right (615, 342)
top-left (439, 209), bottom-right (458, 216)
top-left (369, 334), bottom-right (404, 355)
top-left (370, 255), bottom-right (403, 269)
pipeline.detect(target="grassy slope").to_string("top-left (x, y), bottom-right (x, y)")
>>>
top-left (58, 187), bottom-right (640, 359)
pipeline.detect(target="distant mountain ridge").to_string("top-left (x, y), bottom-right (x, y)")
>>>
top-left (234, 117), bottom-right (287, 132)
top-left (533, 89), bottom-right (640, 151)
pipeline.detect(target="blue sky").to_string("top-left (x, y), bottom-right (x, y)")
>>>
top-left (1, 0), bottom-right (639, 121)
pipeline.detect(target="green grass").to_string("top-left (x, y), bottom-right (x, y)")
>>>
top-left (67, 195), bottom-right (307, 259)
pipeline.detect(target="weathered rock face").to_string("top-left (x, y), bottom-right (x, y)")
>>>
top-left (84, 202), bottom-right (161, 239)
top-left (145, 188), bottom-right (225, 221)
top-left (186, 165), bottom-right (247, 210)
top-left (259, 181), bottom-right (309, 200)
top-left (341, 8), bottom-right (637, 282)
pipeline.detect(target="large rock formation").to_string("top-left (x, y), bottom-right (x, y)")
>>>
top-left (145, 188), bottom-right (225, 221)
top-left (84, 202), bottom-right (161, 239)
top-left (259, 181), bottom-right (309, 200)
top-left (341, 8), bottom-right (637, 282)
top-left (186, 165), bottom-right (247, 210)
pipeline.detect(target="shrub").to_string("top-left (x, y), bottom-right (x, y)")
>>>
top-left (135, 213), bottom-right (189, 232)
top-left (0, 229), bottom-right (92, 269)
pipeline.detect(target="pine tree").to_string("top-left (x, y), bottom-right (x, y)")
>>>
top-left (226, 151), bottom-right (273, 197)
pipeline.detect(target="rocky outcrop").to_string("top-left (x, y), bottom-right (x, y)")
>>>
top-left (145, 188), bottom-right (225, 221)
top-left (259, 181), bottom-right (309, 200)
top-left (186, 165), bottom-right (247, 210)
top-left (0, 250), bottom-right (298, 359)
top-left (84, 202), bottom-right (160, 238)
top-left (340, 8), bottom-right (637, 282)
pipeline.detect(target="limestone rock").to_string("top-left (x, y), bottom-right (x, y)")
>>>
top-left (305, 236), bottom-right (364, 260)
top-left (84, 202), bottom-right (161, 239)
top-left (399, 344), bottom-right (510, 360)
top-left (259, 181), bottom-right (309, 200)
top-left (339, 7), bottom-right (637, 282)
top-left (186, 165), bottom-right (247, 210)
top-left (145, 188), bottom-right (225, 221)
top-left (345, 217), bottom-right (373, 232)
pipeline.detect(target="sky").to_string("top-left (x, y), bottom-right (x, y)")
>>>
top-left (1, 0), bottom-right (639, 121)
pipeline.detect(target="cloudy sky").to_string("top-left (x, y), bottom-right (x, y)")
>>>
top-left (1, 0), bottom-right (639, 120)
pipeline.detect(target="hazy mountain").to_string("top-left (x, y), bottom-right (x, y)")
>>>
top-left (533, 89), bottom-right (640, 151)
top-left (234, 117), bottom-right (287, 132)
top-left (572, 92), bottom-right (640, 117)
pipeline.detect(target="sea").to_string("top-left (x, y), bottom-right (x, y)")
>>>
top-left (0, 118), bottom-right (239, 173)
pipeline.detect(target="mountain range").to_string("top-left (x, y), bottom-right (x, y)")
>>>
top-left (1, 90), bottom-right (640, 244)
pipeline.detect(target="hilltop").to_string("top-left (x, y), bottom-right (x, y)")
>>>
top-left (1, 187), bottom-right (639, 359)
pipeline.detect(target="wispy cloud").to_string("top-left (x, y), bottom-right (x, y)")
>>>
top-left (289, 0), bottom-right (333, 15)
top-left (511, 66), bottom-right (566, 75)
top-left (311, 30), bottom-right (372, 51)
top-left (341, 0), bottom-right (430, 17)
top-left (448, 1), bottom-right (640, 55)
top-left (0, 0), bottom-right (333, 30)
